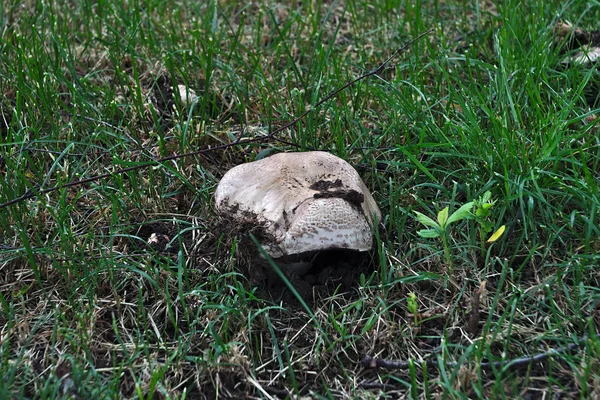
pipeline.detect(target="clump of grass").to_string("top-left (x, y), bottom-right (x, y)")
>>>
top-left (1, 0), bottom-right (599, 398)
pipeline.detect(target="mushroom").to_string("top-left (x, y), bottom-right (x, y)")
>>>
top-left (555, 21), bottom-right (600, 107)
top-left (214, 151), bottom-right (381, 274)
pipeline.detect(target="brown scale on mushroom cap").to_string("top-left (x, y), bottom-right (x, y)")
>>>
top-left (214, 151), bottom-right (381, 272)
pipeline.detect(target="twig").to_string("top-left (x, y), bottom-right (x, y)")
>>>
top-left (58, 111), bottom-right (126, 132)
top-left (0, 29), bottom-right (433, 211)
top-left (467, 281), bottom-right (486, 336)
top-left (358, 379), bottom-right (399, 391)
top-left (360, 334), bottom-right (599, 372)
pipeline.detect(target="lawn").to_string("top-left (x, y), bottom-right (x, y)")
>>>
top-left (1, 0), bottom-right (599, 398)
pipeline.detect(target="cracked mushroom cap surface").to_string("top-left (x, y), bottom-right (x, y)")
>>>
top-left (214, 151), bottom-right (381, 259)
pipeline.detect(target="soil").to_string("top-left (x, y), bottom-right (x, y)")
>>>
top-left (310, 178), bottom-right (366, 210)
top-left (251, 249), bottom-right (376, 304)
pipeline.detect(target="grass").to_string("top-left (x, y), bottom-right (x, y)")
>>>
top-left (1, 0), bottom-right (599, 398)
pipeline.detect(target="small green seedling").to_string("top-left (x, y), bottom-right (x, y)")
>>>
top-left (407, 292), bottom-right (420, 326)
top-left (413, 202), bottom-right (474, 279)
top-left (472, 191), bottom-right (506, 255)
top-left (473, 191), bottom-right (496, 234)
top-left (413, 192), bottom-right (506, 283)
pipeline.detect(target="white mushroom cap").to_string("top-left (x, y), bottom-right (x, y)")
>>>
top-left (563, 46), bottom-right (600, 65)
top-left (214, 151), bottom-right (381, 260)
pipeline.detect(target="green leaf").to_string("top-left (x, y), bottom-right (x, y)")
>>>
top-left (418, 228), bottom-right (441, 238)
top-left (447, 201), bottom-right (474, 224)
top-left (437, 207), bottom-right (449, 227)
top-left (413, 211), bottom-right (439, 228)
top-left (481, 191), bottom-right (492, 204)
top-left (255, 148), bottom-right (275, 160)
top-left (481, 220), bottom-right (494, 233)
top-left (407, 292), bottom-right (418, 314)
